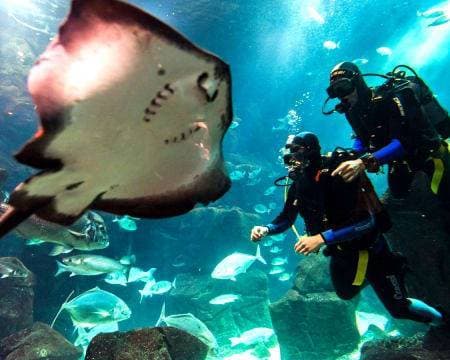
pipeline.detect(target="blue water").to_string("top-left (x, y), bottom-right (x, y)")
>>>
top-left (0, 0), bottom-right (449, 359)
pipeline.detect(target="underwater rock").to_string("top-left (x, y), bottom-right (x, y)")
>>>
top-left (360, 326), bottom-right (450, 360)
top-left (383, 173), bottom-right (450, 312)
top-left (293, 253), bottom-right (334, 293)
top-left (270, 289), bottom-right (359, 360)
top-left (165, 270), bottom-right (273, 358)
top-left (85, 326), bottom-right (208, 360)
top-left (0, 257), bottom-right (35, 340)
top-left (0, 322), bottom-right (81, 360)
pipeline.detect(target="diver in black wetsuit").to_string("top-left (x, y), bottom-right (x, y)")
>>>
top-left (323, 62), bottom-right (449, 207)
top-left (251, 131), bottom-right (444, 325)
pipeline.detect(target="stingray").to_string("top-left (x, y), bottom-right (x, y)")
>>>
top-left (0, 0), bottom-right (232, 237)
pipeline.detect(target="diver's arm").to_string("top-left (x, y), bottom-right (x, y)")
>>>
top-left (265, 186), bottom-right (298, 235)
top-left (352, 137), bottom-right (366, 154)
top-left (360, 138), bottom-right (405, 172)
top-left (320, 216), bottom-right (376, 245)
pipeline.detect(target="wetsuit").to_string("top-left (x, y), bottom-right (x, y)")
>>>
top-left (348, 87), bottom-right (449, 206)
top-left (266, 151), bottom-right (441, 324)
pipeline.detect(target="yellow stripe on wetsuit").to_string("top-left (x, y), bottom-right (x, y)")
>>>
top-left (431, 141), bottom-right (449, 194)
top-left (352, 250), bottom-right (369, 286)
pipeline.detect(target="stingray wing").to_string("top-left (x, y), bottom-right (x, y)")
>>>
top-left (0, 0), bottom-right (232, 234)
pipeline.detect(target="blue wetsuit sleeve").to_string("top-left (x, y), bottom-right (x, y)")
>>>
top-left (265, 185), bottom-right (298, 235)
top-left (352, 137), bottom-right (366, 154)
top-left (321, 216), bottom-right (375, 245)
top-left (371, 138), bottom-right (405, 165)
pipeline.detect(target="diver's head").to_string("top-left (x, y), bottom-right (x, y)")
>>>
top-left (283, 132), bottom-right (321, 178)
top-left (327, 62), bottom-right (370, 110)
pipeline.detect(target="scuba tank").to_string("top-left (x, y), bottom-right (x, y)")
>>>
top-left (385, 65), bottom-right (450, 139)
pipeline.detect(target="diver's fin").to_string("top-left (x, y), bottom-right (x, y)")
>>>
top-left (49, 244), bottom-right (73, 256)
top-left (255, 244), bottom-right (267, 265)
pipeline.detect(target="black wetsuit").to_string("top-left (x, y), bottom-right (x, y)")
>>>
top-left (347, 86), bottom-right (449, 206)
top-left (266, 152), bottom-right (433, 323)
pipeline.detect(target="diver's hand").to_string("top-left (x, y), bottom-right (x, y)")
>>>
top-left (331, 159), bottom-right (365, 183)
top-left (294, 234), bottom-right (324, 256)
top-left (251, 226), bottom-right (269, 242)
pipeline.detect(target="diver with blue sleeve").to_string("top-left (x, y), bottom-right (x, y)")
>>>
top-left (323, 61), bottom-right (449, 206)
top-left (250, 132), bottom-right (445, 326)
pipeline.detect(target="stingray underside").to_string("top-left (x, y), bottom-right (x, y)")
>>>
top-left (4, 0), bottom-right (232, 227)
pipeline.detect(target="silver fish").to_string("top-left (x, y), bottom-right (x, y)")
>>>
top-left (229, 327), bottom-right (274, 347)
top-left (209, 294), bottom-right (241, 305)
top-left (62, 287), bottom-right (131, 328)
top-left (156, 303), bottom-right (217, 349)
top-left (211, 245), bottom-right (266, 281)
top-left (56, 255), bottom-right (128, 277)
top-left (0, 204), bottom-right (109, 256)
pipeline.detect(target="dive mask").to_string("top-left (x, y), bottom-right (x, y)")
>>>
top-left (326, 77), bottom-right (355, 99)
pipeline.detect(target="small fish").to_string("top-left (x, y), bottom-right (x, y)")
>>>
top-left (254, 204), bottom-right (269, 214)
top-left (104, 271), bottom-right (128, 286)
top-left (113, 215), bottom-right (138, 231)
top-left (376, 46), bottom-right (392, 56)
top-left (138, 279), bottom-right (156, 303)
top-left (271, 257), bottom-right (288, 266)
top-left (0, 258), bottom-right (29, 279)
top-left (229, 327), bottom-right (274, 347)
top-left (248, 167), bottom-right (262, 179)
top-left (323, 40), bottom-right (339, 50)
top-left (209, 294), bottom-right (241, 305)
top-left (60, 287), bottom-right (131, 328)
top-left (229, 170), bottom-right (246, 181)
top-left (428, 14), bottom-right (450, 27)
top-left (269, 246), bottom-right (282, 254)
top-left (261, 238), bottom-right (273, 247)
top-left (149, 280), bottom-right (173, 295)
top-left (307, 5), bottom-right (325, 25)
top-left (156, 303), bottom-right (218, 349)
top-left (211, 245), bottom-right (266, 281)
top-left (352, 58), bottom-right (369, 66)
top-left (278, 273), bottom-right (292, 282)
top-left (263, 186), bottom-right (276, 196)
top-left (56, 255), bottom-right (129, 277)
top-left (271, 233), bottom-right (286, 242)
top-left (417, 8), bottom-right (445, 19)
top-left (128, 267), bottom-right (156, 283)
top-left (269, 266), bottom-right (285, 275)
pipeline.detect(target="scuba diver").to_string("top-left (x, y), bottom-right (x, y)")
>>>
top-left (250, 132), bottom-right (445, 326)
top-left (323, 61), bottom-right (449, 206)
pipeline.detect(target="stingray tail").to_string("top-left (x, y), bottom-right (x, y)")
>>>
top-left (50, 290), bottom-right (75, 328)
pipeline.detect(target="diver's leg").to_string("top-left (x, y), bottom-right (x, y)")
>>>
top-left (330, 251), bottom-right (362, 300)
top-left (367, 244), bottom-right (443, 324)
